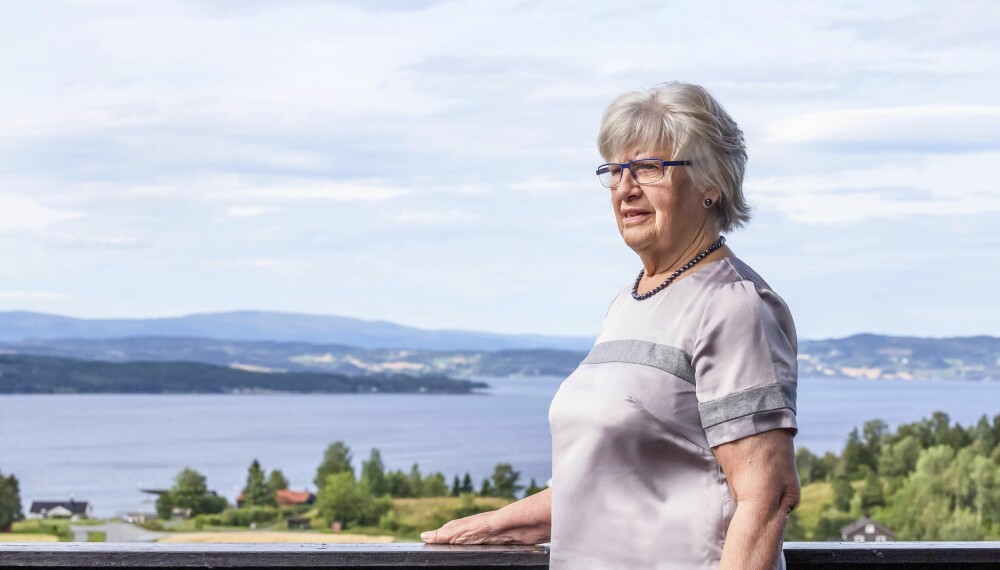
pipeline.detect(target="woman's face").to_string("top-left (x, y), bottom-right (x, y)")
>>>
top-left (610, 146), bottom-right (711, 257)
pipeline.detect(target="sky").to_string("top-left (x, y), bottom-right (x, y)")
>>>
top-left (0, 0), bottom-right (997, 340)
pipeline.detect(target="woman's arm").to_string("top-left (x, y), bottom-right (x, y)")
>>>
top-left (420, 487), bottom-right (551, 545)
top-left (713, 428), bottom-right (799, 570)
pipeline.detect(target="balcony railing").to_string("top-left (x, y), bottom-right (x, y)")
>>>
top-left (2, 542), bottom-right (1000, 568)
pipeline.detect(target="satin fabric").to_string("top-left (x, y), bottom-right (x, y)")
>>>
top-left (548, 256), bottom-right (798, 569)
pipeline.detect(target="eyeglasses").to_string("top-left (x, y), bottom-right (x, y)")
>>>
top-left (596, 159), bottom-right (691, 188)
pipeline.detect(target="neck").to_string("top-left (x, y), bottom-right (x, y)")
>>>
top-left (639, 232), bottom-right (728, 278)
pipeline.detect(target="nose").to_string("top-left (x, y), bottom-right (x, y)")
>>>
top-left (613, 165), bottom-right (641, 201)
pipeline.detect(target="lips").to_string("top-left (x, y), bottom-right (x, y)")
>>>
top-left (621, 209), bottom-right (652, 223)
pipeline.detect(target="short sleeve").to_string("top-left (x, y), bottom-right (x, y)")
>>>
top-left (692, 280), bottom-right (798, 448)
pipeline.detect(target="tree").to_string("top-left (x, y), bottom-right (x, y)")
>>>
top-left (479, 478), bottom-right (493, 497)
top-left (408, 464), bottom-right (423, 496)
top-left (267, 469), bottom-right (289, 495)
top-left (831, 470), bottom-right (854, 512)
top-left (860, 468), bottom-right (885, 511)
top-left (862, 419), bottom-right (888, 473)
top-left (360, 449), bottom-right (387, 496)
top-left (422, 473), bottom-right (449, 497)
top-left (242, 460), bottom-right (274, 508)
top-left (841, 428), bottom-right (867, 478)
top-left (0, 471), bottom-right (24, 529)
top-left (315, 442), bottom-right (353, 490)
top-left (315, 472), bottom-right (389, 528)
top-left (795, 447), bottom-right (819, 485)
top-left (460, 473), bottom-right (475, 494)
top-left (523, 478), bottom-right (545, 498)
top-left (385, 470), bottom-right (414, 498)
top-left (158, 467), bottom-right (228, 518)
top-left (490, 463), bottom-right (523, 499)
top-left (450, 475), bottom-right (461, 497)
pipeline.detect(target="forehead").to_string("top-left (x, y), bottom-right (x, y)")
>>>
top-left (614, 143), bottom-right (674, 162)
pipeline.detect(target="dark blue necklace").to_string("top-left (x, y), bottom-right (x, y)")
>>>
top-left (631, 236), bottom-right (727, 301)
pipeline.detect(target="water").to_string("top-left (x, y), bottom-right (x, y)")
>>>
top-left (1, 376), bottom-right (997, 517)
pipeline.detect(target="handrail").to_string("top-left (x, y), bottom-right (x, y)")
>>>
top-left (1, 542), bottom-right (1000, 568)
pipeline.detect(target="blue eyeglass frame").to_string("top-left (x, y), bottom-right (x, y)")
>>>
top-left (596, 159), bottom-right (692, 187)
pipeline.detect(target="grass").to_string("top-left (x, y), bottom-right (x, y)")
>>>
top-left (0, 533), bottom-right (58, 542)
top-left (86, 531), bottom-right (106, 542)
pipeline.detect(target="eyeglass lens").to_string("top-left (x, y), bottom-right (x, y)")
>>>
top-left (597, 159), bottom-right (664, 188)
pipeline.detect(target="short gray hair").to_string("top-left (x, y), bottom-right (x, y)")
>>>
top-left (597, 82), bottom-right (750, 233)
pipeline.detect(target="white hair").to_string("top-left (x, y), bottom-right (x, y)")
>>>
top-left (597, 82), bottom-right (750, 233)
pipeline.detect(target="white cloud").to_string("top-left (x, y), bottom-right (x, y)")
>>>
top-left (0, 193), bottom-right (82, 231)
top-left (225, 206), bottom-right (276, 218)
top-left (765, 105), bottom-right (1000, 151)
top-left (44, 234), bottom-right (143, 248)
top-left (510, 177), bottom-right (585, 193)
top-left (748, 151), bottom-right (1000, 224)
top-left (0, 290), bottom-right (68, 301)
top-left (380, 208), bottom-right (481, 225)
top-left (208, 178), bottom-right (408, 202)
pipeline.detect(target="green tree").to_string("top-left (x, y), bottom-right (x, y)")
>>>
top-left (315, 442), bottom-right (354, 490)
top-left (841, 428), bottom-right (867, 478)
top-left (490, 463), bottom-right (523, 499)
top-left (408, 464), bottom-right (423, 496)
top-left (460, 473), bottom-right (475, 494)
top-left (860, 468), bottom-right (885, 511)
top-left (360, 449), bottom-right (387, 496)
top-left (267, 469), bottom-right (289, 495)
top-left (242, 460), bottom-right (274, 508)
top-left (0, 471), bottom-right (24, 529)
top-left (385, 470), bottom-right (414, 498)
top-left (479, 478), bottom-right (493, 497)
top-left (422, 473), bottom-right (449, 497)
top-left (450, 475), bottom-right (461, 497)
top-left (795, 447), bottom-right (819, 485)
top-left (862, 419), bottom-right (888, 473)
top-left (158, 468), bottom-right (228, 519)
top-left (315, 472), bottom-right (389, 528)
top-left (831, 470), bottom-right (854, 512)
top-left (523, 478), bottom-right (545, 498)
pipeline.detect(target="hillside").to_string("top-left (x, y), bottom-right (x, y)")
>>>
top-left (2, 333), bottom-right (997, 381)
top-left (0, 354), bottom-right (487, 394)
top-left (0, 311), bottom-right (593, 351)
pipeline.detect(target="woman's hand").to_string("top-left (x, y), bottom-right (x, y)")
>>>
top-left (421, 488), bottom-right (552, 545)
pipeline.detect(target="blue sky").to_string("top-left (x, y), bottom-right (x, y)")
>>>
top-left (0, 1), bottom-right (997, 340)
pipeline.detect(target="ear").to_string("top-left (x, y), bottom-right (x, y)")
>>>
top-left (703, 187), bottom-right (721, 207)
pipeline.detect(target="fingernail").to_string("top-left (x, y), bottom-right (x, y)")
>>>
top-left (420, 532), bottom-right (431, 541)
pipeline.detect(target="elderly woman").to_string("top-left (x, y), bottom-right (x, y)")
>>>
top-left (422, 82), bottom-right (800, 570)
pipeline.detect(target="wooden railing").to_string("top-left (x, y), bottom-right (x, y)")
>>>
top-left (1, 542), bottom-right (999, 568)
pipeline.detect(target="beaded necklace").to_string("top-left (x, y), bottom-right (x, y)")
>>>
top-left (631, 236), bottom-right (727, 301)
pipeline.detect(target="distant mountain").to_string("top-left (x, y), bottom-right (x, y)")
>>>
top-left (0, 354), bottom-right (487, 394)
top-left (0, 310), bottom-right (593, 351)
top-left (798, 334), bottom-right (1000, 381)
top-left (0, 336), bottom-right (588, 378)
top-left (2, 333), bottom-right (997, 381)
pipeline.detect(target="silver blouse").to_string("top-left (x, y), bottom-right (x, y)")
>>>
top-left (548, 256), bottom-right (798, 569)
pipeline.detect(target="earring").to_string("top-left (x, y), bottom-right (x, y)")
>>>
top-left (704, 198), bottom-right (713, 206)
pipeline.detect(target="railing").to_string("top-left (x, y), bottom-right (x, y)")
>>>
top-left (1, 542), bottom-right (999, 568)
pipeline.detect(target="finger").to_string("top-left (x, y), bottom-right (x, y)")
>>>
top-left (420, 529), bottom-right (439, 543)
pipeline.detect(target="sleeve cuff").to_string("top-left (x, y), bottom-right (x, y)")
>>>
top-left (703, 408), bottom-right (798, 448)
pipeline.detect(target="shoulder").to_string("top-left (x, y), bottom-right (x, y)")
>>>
top-left (694, 256), bottom-right (797, 350)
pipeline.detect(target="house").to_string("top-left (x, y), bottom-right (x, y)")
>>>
top-left (28, 500), bottom-right (92, 521)
top-left (841, 516), bottom-right (896, 542)
top-left (236, 488), bottom-right (315, 508)
top-left (275, 489), bottom-right (315, 507)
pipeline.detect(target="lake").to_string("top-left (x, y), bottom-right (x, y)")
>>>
top-left (1, 376), bottom-right (998, 517)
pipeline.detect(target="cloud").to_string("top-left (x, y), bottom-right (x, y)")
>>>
top-left (44, 234), bottom-right (144, 249)
top-left (206, 178), bottom-right (409, 202)
top-left (380, 208), bottom-right (482, 225)
top-left (0, 290), bottom-right (68, 301)
top-left (510, 177), bottom-right (586, 193)
top-left (0, 193), bottom-right (82, 231)
top-left (225, 206), bottom-right (276, 218)
top-left (748, 151), bottom-right (1000, 224)
top-left (765, 105), bottom-right (1000, 152)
